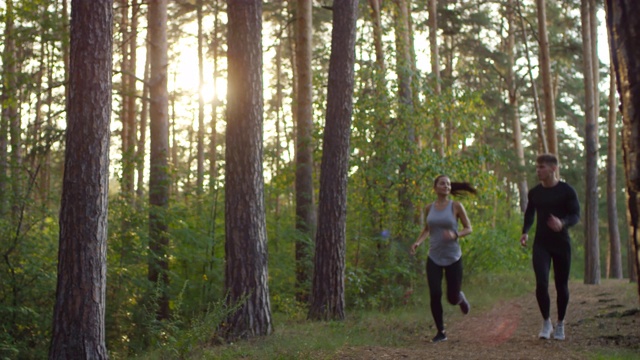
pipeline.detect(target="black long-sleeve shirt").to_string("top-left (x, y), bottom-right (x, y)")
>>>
top-left (522, 181), bottom-right (580, 246)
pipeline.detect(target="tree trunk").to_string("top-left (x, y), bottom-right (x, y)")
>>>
top-left (308, 0), bottom-right (358, 321)
top-left (119, 0), bottom-right (134, 200)
top-left (294, 0), bottom-right (316, 303)
top-left (605, 0), bottom-right (640, 293)
top-left (626, 189), bottom-right (639, 282)
top-left (1, 0), bottom-right (22, 220)
top-left (516, 0), bottom-right (548, 154)
top-left (368, 0), bottom-right (385, 73)
top-left (49, 1), bottom-right (112, 358)
top-left (0, 0), bottom-right (15, 217)
top-left (508, 0), bottom-right (528, 213)
top-left (429, 0), bottom-right (444, 156)
top-left (393, 0), bottom-right (416, 231)
top-left (125, 0), bottom-right (138, 203)
top-left (224, 0), bottom-right (272, 339)
top-left (209, 0), bottom-right (220, 188)
top-left (536, 0), bottom-right (558, 156)
top-left (196, 0), bottom-right (205, 195)
top-left (606, 64), bottom-right (623, 279)
top-left (581, 0), bottom-right (600, 285)
top-left (136, 29), bottom-right (150, 201)
top-left (148, 0), bottom-right (171, 321)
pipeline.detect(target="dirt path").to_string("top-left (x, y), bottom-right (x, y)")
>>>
top-left (335, 280), bottom-right (640, 359)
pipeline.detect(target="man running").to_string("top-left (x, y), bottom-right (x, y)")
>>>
top-left (520, 154), bottom-right (580, 341)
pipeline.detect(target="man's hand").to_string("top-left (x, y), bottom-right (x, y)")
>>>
top-left (547, 215), bottom-right (563, 232)
top-left (520, 233), bottom-right (528, 247)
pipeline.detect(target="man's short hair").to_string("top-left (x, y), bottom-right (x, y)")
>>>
top-left (536, 153), bottom-right (558, 166)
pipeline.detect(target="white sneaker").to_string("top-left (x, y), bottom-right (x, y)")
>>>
top-left (553, 321), bottom-right (565, 340)
top-left (538, 319), bottom-right (553, 339)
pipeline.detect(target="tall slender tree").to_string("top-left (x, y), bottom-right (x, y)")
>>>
top-left (393, 0), bottom-right (416, 230)
top-left (606, 64), bottom-right (622, 279)
top-left (517, 0), bottom-right (547, 153)
top-left (308, 0), bottom-right (359, 321)
top-left (581, 0), bottom-right (600, 285)
top-left (148, 0), bottom-right (171, 320)
top-left (0, 0), bottom-right (15, 217)
top-left (49, 0), bottom-right (113, 358)
top-left (224, 0), bottom-right (272, 339)
top-left (536, 0), bottom-right (558, 157)
top-left (507, 0), bottom-right (528, 212)
top-left (196, 0), bottom-right (205, 195)
top-left (428, 0), bottom-right (444, 156)
top-left (294, 0), bottom-right (316, 303)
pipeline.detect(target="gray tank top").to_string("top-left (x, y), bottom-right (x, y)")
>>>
top-left (427, 200), bottom-right (461, 266)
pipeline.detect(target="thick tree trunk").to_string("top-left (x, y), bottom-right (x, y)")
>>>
top-left (295, 0), bottom-right (316, 303)
top-left (605, 0), bottom-right (640, 295)
top-left (49, 1), bottom-right (112, 358)
top-left (224, 0), bottom-right (272, 339)
top-left (148, 0), bottom-right (171, 321)
top-left (308, 0), bottom-right (358, 322)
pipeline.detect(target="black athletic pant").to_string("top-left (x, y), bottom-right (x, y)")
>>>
top-left (427, 257), bottom-right (463, 332)
top-left (532, 241), bottom-right (571, 321)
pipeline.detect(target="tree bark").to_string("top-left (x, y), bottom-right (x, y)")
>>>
top-left (294, 0), bottom-right (316, 303)
top-left (224, 0), bottom-right (272, 339)
top-left (196, 0), bottom-right (205, 195)
top-left (536, 0), bottom-right (558, 156)
top-left (581, 0), bottom-right (600, 285)
top-left (209, 0), bottom-right (220, 186)
top-left (308, 0), bottom-right (358, 321)
top-left (604, 0), bottom-right (640, 293)
top-left (136, 29), bottom-right (150, 201)
top-left (393, 0), bottom-right (416, 230)
top-left (148, 0), bottom-right (171, 320)
top-left (516, 0), bottom-right (547, 154)
top-left (606, 64), bottom-right (623, 279)
top-left (0, 0), bottom-right (15, 217)
top-left (49, 1), bottom-right (112, 358)
top-left (429, 0), bottom-right (444, 156)
top-left (508, 0), bottom-right (528, 213)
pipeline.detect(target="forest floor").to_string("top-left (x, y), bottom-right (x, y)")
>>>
top-left (333, 279), bottom-right (640, 359)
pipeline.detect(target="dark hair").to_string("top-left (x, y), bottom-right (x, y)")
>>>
top-left (433, 175), bottom-right (478, 196)
top-left (536, 153), bottom-right (558, 166)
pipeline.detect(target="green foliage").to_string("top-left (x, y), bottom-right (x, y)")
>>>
top-left (117, 282), bottom-right (238, 360)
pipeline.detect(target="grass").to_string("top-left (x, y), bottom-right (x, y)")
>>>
top-left (590, 350), bottom-right (640, 360)
top-left (158, 271), bottom-right (537, 360)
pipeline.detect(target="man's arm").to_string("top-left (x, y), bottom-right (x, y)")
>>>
top-left (562, 184), bottom-right (580, 228)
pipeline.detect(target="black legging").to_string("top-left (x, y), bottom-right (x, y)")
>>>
top-left (427, 257), bottom-right (463, 332)
top-left (532, 241), bottom-right (571, 321)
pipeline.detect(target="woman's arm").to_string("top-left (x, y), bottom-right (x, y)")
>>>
top-left (454, 201), bottom-right (472, 239)
top-left (410, 204), bottom-right (431, 254)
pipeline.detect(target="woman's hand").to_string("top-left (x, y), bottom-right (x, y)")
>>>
top-left (445, 229), bottom-right (458, 241)
top-left (410, 242), bottom-right (419, 255)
